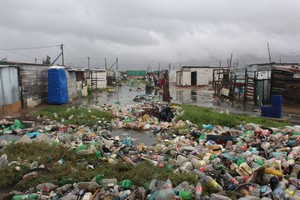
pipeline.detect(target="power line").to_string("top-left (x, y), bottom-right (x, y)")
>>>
top-left (0, 45), bottom-right (60, 51)
top-left (2, 49), bottom-right (36, 59)
top-left (64, 46), bottom-right (86, 61)
top-left (277, 16), bottom-right (300, 34)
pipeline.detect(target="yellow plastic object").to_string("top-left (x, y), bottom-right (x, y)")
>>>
top-left (265, 168), bottom-right (284, 177)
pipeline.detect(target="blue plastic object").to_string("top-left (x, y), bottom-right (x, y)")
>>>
top-left (261, 95), bottom-right (282, 118)
top-left (48, 67), bottom-right (69, 104)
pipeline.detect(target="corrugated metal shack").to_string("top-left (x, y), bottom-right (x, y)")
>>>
top-left (0, 61), bottom-right (94, 113)
top-left (0, 65), bottom-right (21, 113)
top-left (271, 65), bottom-right (300, 105)
top-left (176, 66), bottom-right (221, 86)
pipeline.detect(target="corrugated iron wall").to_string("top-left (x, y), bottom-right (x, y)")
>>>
top-left (0, 66), bottom-right (20, 112)
top-left (19, 65), bottom-right (49, 108)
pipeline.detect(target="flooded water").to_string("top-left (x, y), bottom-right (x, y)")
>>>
top-left (0, 134), bottom-right (21, 142)
top-left (79, 83), bottom-right (216, 108)
top-left (111, 129), bottom-right (157, 146)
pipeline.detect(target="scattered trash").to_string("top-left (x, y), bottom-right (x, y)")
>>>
top-left (1, 102), bottom-right (300, 200)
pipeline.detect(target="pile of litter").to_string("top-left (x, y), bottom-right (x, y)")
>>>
top-left (1, 102), bottom-right (300, 200)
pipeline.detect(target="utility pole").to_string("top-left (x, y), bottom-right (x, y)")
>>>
top-left (105, 57), bottom-right (107, 70)
top-left (116, 57), bottom-right (118, 71)
top-left (267, 42), bottom-right (272, 64)
top-left (61, 44), bottom-right (64, 66)
top-left (229, 53), bottom-right (233, 68)
top-left (116, 57), bottom-right (119, 80)
top-left (88, 57), bottom-right (90, 69)
top-left (35, 58), bottom-right (37, 64)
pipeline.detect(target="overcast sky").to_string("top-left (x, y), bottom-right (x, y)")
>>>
top-left (1, 0), bottom-right (300, 70)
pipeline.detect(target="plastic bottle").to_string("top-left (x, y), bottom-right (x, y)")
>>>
top-left (176, 190), bottom-right (192, 200)
top-left (12, 194), bottom-right (38, 200)
top-left (293, 190), bottom-right (300, 199)
top-left (155, 179), bottom-right (174, 200)
top-left (192, 169), bottom-right (205, 179)
top-left (155, 189), bottom-right (174, 200)
top-left (190, 158), bottom-right (206, 169)
top-left (240, 162), bottom-right (253, 176)
top-left (199, 164), bottom-right (213, 172)
top-left (120, 179), bottom-right (132, 189)
top-left (225, 140), bottom-right (233, 151)
top-left (202, 153), bottom-right (211, 163)
top-left (195, 181), bottom-right (202, 200)
top-left (93, 174), bottom-right (104, 185)
top-left (223, 172), bottom-right (238, 185)
top-left (198, 133), bottom-right (206, 145)
top-left (272, 182), bottom-right (286, 200)
top-left (95, 151), bottom-right (103, 159)
top-left (56, 184), bottom-right (72, 194)
top-left (162, 178), bottom-right (172, 189)
top-left (211, 157), bottom-right (221, 165)
top-left (285, 185), bottom-right (297, 199)
top-left (177, 155), bottom-right (188, 165)
top-left (289, 177), bottom-right (300, 188)
top-left (291, 164), bottom-right (300, 178)
top-left (204, 175), bottom-right (223, 191)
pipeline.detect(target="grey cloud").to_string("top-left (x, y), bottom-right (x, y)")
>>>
top-left (1, 0), bottom-right (300, 69)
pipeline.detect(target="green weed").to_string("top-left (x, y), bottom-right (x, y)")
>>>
top-left (177, 104), bottom-right (286, 128)
top-left (30, 106), bottom-right (112, 126)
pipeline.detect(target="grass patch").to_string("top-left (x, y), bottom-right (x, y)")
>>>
top-left (177, 104), bottom-right (286, 128)
top-left (30, 106), bottom-right (113, 126)
top-left (0, 142), bottom-right (198, 192)
top-left (0, 142), bottom-right (76, 189)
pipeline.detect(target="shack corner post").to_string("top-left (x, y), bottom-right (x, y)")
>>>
top-left (162, 71), bottom-right (171, 103)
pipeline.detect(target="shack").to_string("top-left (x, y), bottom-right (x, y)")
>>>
top-left (271, 65), bottom-right (300, 105)
top-left (90, 69), bottom-right (107, 89)
top-left (67, 68), bottom-right (89, 98)
top-left (176, 66), bottom-right (221, 86)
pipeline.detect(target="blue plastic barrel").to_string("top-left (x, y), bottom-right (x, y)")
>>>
top-left (48, 66), bottom-right (69, 104)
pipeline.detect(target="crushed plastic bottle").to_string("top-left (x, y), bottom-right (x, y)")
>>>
top-left (204, 175), bottom-right (223, 191)
top-left (195, 181), bottom-right (202, 200)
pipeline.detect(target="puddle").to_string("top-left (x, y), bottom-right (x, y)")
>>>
top-left (111, 129), bottom-right (157, 146)
top-left (0, 134), bottom-right (21, 142)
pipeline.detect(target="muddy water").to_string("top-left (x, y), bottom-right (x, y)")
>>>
top-left (0, 83), bottom-right (257, 144)
top-left (0, 134), bottom-right (21, 142)
top-left (79, 83), bottom-right (216, 107)
top-left (111, 129), bottom-right (157, 146)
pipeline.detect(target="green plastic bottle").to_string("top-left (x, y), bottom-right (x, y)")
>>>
top-left (13, 194), bottom-right (38, 200)
top-left (95, 151), bottom-right (103, 159)
top-left (121, 179), bottom-right (132, 189)
top-left (179, 190), bottom-right (192, 200)
top-left (94, 174), bottom-right (104, 185)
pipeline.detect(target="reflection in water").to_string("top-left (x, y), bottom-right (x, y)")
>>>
top-left (191, 90), bottom-right (197, 102)
top-left (79, 83), bottom-right (215, 109)
top-left (112, 129), bottom-right (157, 146)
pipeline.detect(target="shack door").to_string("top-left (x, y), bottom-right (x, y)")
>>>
top-left (191, 71), bottom-right (197, 85)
